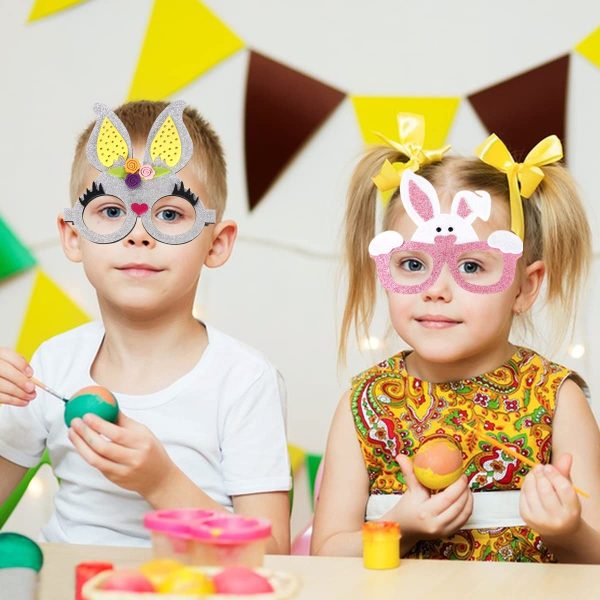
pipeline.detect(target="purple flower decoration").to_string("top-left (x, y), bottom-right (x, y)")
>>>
top-left (125, 172), bottom-right (141, 189)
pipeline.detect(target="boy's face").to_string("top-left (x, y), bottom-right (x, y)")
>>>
top-left (59, 150), bottom-right (236, 317)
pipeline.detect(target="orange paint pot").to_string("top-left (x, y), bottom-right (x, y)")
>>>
top-left (362, 521), bottom-right (401, 570)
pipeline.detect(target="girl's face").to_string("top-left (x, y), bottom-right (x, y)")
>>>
top-left (385, 190), bottom-right (533, 379)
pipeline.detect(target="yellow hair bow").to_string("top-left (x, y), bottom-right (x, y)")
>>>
top-left (475, 133), bottom-right (563, 240)
top-left (371, 113), bottom-right (451, 197)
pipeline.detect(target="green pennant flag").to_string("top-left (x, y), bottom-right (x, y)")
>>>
top-left (0, 216), bottom-right (36, 281)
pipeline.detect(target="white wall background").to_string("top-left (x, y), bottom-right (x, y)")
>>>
top-left (1, 0), bottom-right (599, 537)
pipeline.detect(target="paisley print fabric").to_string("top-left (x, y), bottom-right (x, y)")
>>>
top-left (351, 347), bottom-right (575, 562)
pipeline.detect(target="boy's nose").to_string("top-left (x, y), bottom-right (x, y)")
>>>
top-left (124, 217), bottom-right (155, 247)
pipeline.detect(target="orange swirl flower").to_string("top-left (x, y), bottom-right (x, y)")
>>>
top-left (125, 158), bottom-right (141, 174)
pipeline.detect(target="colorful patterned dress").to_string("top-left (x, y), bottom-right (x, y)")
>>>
top-left (351, 347), bottom-right (578, 562)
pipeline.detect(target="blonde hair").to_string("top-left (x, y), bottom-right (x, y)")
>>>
top-left (339, 146), bottom-right (592, 363)
top-left (70, 100), bottom-right (227, 220)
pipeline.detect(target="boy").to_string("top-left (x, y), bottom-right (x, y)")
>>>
top-left (0, 101), bottom-right (291, 551)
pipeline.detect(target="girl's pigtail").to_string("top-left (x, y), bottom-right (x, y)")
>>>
top-left (525, 164), bottom-right (592, 343)
top-left (339, 147), bottom-right (406, 364)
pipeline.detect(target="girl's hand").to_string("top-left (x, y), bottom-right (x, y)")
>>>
top-left (68, 412), bottom-right (175, 498)
top-left (520, 453), bottom-right (581, 538)
top-left (386, 454), bottom-right (473, 539)
top-left (0, 348), bottom-right (36, 406)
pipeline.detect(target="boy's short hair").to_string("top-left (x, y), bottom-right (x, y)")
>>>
top-left (70, 100), bottom-right (227, 220)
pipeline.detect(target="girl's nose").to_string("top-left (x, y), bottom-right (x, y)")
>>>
top-left (421, 266), bottom-right (453, 302)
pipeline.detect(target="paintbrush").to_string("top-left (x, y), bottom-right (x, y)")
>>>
top-left (461, 421), bottom-right (589, 499)
top-left (29, 376), bottom-right (68, 404)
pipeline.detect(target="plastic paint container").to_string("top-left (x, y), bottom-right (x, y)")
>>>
top-left (143, 509), bottom-right (215, 563)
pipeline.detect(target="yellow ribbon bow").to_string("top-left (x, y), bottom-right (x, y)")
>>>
top-left (475, 133), bottom-right (563, 240)
top-left (371, 113), bottom-right (451, 199)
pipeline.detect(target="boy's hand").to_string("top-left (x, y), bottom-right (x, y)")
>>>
top-left (68, 412), bottom-right (176, 498)
top-left (0, 348), bottom-right (36, 406)
top-left (520, 454), bottom-right (581, 538)
top-left (386, 454), bottom-right (473, 540)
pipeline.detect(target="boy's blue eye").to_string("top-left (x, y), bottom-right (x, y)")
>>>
top-left (102, 206), bottom-right (125, 219)
top-left (156, 209), bottom-right (180, 222)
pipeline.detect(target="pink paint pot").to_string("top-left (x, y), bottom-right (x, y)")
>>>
top-left (188, 515), bottom-right (272, 568)
top-left (143, 509), bottom-right (215, 564)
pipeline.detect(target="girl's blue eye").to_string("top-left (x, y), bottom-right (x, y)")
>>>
top-left (102, 206), bottom-right (125, 219)
top-left (402, 259), bottom-right (425, 272)
top-left (460, 261), bottom-right (480, 274)
top-left (156, 209), bottom-right (180, 222)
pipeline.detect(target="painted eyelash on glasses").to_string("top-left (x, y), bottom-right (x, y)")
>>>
top-left (171, 182), bottom-right (199, 205)
top-left (79, 182), bottom-right (106, 207)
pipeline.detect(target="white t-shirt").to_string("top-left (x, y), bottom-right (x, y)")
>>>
top-left (0, 322), bottom-right (291, 546)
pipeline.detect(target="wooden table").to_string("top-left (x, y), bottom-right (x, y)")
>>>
top-left (38, 543), bottom-right (600, 600)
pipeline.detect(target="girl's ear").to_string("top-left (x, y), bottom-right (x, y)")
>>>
top-left (205, 220), bottom-right (237, 268)
top-left (513, 260), bottom-right (545, 314)
top-left (57, 214), bottom-right (83, 263)
top-left (400, 170), bottom-right (440, 226)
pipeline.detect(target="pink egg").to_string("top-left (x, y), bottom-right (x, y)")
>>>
top-left (99, 570), bottom-right (155, 592)
top-left (213, 566), bottom-right (274, 595)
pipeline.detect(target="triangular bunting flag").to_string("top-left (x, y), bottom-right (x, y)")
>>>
top-left (0, 216), bottom-right (36, 281)
top-left (128, 0), bottom-right (244, 101)
top-left (468, 55), bottom-right (570, 161)
top-left (244, 51), bottom-right (346, 210)
top-left (305, 452), bottom-right (323, 508)
top-left (576, 27), bottom-right (600, 69)
top-left (16, 270), bottom-right (90, 361)
top-left (351, 97), bottom-right (461, 147)
top-left (287, 444), bottom-right (306, 476)
top-left (27, 0), bottom-right (86, 22)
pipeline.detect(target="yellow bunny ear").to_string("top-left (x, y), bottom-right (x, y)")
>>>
top-left (144, 101), bottom-right (193, 172)
top-left (149, 115), bottom-right (182, 167)
top-left (97, 117), bottom-right (130, 167)
top-left (86, 104), bottom-right (133, 171)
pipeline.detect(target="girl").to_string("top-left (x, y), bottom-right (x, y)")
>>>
top-left (311, 114), bottom-right (600, 562)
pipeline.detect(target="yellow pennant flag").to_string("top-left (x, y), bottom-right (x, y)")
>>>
top-left (16, 270), bottom-right (90, 361)
top-left (575, 27), bottom-right (600, 69)
top-left (351, 96), bottom-right (461, 148)
top-left (27, 0), bottom-right (86, 22)
top-left (128, 0), bottom-right (244, 101)
top-left (287, 444), bottom-right (306, 476)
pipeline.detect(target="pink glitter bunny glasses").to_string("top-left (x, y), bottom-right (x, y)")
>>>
top-left (368, 170), bottom-right (524, 295)
top-left (370, 234), bottom-right (521, 295)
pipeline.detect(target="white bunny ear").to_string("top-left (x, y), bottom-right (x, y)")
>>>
top-left (450, 190), bottom-right (491, 224)
top-left (400, 170), bottom-right (440, 226)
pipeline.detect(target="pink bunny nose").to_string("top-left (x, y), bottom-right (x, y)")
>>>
top-left (131, 202), bottom-right (148, 216)
top-left (434, 234), bottom-right (457, 246)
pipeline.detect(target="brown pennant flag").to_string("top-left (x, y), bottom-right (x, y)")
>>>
top-left (244, 51), bottom-right (346, 210)
top-left (468, 55), bottom-right (570, 161)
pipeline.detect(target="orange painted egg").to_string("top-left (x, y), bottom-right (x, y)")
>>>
top-left (413, 438), bottom-right (463, 491)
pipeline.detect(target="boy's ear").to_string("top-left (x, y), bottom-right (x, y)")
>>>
top-left (513, 260), bottom-right (545, 314)
top-left (57, 214), bottom-right (83, 263)
top-left (205, 220), bottom-right (237, 268)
